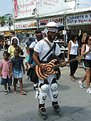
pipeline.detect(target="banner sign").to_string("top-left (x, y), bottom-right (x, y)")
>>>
top-left (38, 0), bottom-right (75, 16)
top-left (39, 17), bottom-right (64, 27)
top-left (13, 0), bottom-right (75, 19)
top-left (15, 21), bottom-right (37, 29)
top-left (67, 13), bottom-right (91, 25)
top-left (13, 0), bottom-right (36, 19)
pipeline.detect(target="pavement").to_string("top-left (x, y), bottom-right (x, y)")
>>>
top-left (0, 50), bottom-right (91, 121)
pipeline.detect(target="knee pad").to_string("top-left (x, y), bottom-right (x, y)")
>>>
top-left (38, 91), bottom-right (47, 104)
top-left (38, 84), bottom-right (49, 104)
top-left (40, 84), bottom-right (49, 92)
top-left (50, 83), bottom-right (58, 101)
top-left (51, 83), bottom-right (58, 91)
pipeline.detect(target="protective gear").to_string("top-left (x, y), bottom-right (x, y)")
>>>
top-left (38, 107), bottom-right (46, 116)
top-left (38, 107), bottom-right (47, 120)
top-left (52, 102), bottom-right (61, 113)
top-left (46, 22), bottom-right (58, 27)
top-left (50, 82), bottom-right (58, 102)
top-left (38, 84), bottom-right (49, 104)
top-left (46, 21), bottom-right (58, 33)
top-left (51, 83), bottom-right (58, 91)
top-left (40, 84), bottom-right (49, 92)
top-left (34, 83), bottom-right (38, 90)
top-left (48, 28), bottom-right (58, 33)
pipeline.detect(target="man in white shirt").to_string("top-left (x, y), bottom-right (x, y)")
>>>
top-left (29, 29), bottom-right (43, 49)
top-left (28, 29), bottom-right (43, 90)
top-left (33, 22), bottom-right (62, 119)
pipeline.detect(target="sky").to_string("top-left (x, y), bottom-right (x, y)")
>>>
top-left (0, 0), bottom-right (13, 16)
top-left (0, 0), bottom-right (90, 16)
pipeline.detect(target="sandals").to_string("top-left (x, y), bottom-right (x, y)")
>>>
top-left (70, 76), bottom-right (76, 82)
top-left (20, 91), bottom-right (27, 95)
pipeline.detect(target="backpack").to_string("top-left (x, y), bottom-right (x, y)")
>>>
top-left (26, 37), bottom-right (35, 47)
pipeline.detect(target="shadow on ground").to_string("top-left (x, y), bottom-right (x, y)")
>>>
top-left (3, 105), bottom-right (87, 121)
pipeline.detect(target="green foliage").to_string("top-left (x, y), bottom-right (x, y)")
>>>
top-left (0, 15), bottom-right (13, 27)
top-left (0, 16), bottom-right (5, 26)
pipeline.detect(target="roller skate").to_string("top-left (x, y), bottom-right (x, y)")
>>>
top-left (38, 107), bottom-right (47, 120)
top-left (52, 102), bottom-right (62, 116)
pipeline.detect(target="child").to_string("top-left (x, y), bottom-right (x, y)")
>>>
top-left (24, 46), bottom-right (31, 71)
top-left (11, 49), bottom-right (26, 95)
top-left (0, 51), bottom-right (12, 94)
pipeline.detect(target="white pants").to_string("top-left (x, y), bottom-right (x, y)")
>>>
top-left (36, 74), bottom-right (58, 104)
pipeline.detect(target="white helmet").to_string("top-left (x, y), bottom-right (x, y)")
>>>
top-left (46, 21), bottom-right (58, 27)
top-left (46, 21), bottom-right (58, 33)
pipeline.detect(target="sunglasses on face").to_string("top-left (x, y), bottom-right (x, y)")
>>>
top-left (88, 39), bottom-right (91, 41)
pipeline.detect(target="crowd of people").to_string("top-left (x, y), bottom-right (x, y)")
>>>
top-left (0, 21), bottom-right (91, 119)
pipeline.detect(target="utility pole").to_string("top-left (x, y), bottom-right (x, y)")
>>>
top-left (63, 15), bottom-right (67, 47)
top-left (12, 0), bottom-right (15, 30)
top-left (36, 14), bottom-right (39, 29)
top-left (36, 1), bottom-right (40, 29)
top-left (63, 0), bottom-right (68, 46)
top-left (32, 7), bottom-right (39, 29)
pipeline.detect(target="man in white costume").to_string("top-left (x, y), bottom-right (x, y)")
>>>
top-left (33, 22), bottom-right (62, 119)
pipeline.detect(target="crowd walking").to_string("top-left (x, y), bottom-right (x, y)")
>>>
top-left (0, 22), bottom-right (91, 120)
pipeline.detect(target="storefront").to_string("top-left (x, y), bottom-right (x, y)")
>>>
top-left (15, 20), bottom-right (37, 30)
top-left (13, 0), bottom-right (74, 31)
top-left (13, 0), bottom-right (91, 37)
top-left (66, 12), bottom-right (91, 34)
top-left (37, 16), bottom-right (64, 33)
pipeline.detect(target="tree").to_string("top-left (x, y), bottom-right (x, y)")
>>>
top-left (4, 14), bottom-right (13, 29)
top-left (0, 16), bottom-right (5, 26)
top-left (0, 14), bottom-right (13, 30)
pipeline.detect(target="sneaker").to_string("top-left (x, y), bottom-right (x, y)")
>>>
top-left (88, 90), bottom-right (91, 94)
top-left (8, 86), bottom-right (11, 92)
top-left (86, 88), bottom-right (91, 94)
top-left (78, 81), bottom-right (83, 89)
top-left (4, 90), bottom-right (8, 95)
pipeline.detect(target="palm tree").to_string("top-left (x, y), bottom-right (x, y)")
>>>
top-left (4, 14), bottom-right (13, 29)
top-left (0, 16), bottom-right (5, 26)
top-left (0, 14), bottom-right (13, 30)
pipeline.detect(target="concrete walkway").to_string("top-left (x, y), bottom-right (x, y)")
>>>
top-left (0, 50), bottom-right (91, 121)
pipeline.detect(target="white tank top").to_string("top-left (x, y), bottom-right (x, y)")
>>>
top-left (85, 45), bottom-right (91, 60)
top-left (70, 40), bottom-right (78, 55)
